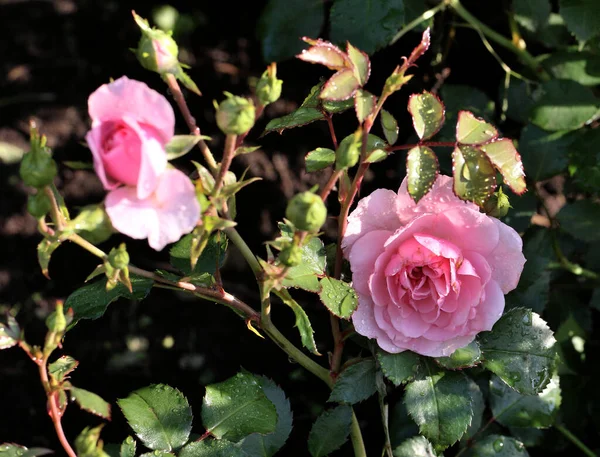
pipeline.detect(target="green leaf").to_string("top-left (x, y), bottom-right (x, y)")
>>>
top-left (480, 139), bottom-right (526, 195)
top-left (559, 0), bottom-right (600, 41)
top-left (307, 405), bottom-right (353, 457)
top-left (377, 350), bottom-right (423, 386)
top-left (0, 315), bottom-right (19, 350)
top-left (322, 97), bottom-right (355, 114)
top-left (235, 145), bottom-right (261, 156)
top-left (37, 237), bottom-right (61, 279)
top-left (542, 50), bottom-right (600, 86)
top-left (276, 290), bottom-right (320, 355)
top-left (346, 43), bottom-right (370, 85)
top-left (48, 355), bottom-right (79, 382)
top-left (504, 79), bottom-right (538, 124)
top-left (117, 384), bottom-right (193, 451)
top-left (202, 372), bottom-right (277, 442)
top-left (568, 127), bottom-right (600, 192)
top-left (179, 440), bottom-right (246, 457)
top-left (406, 146), bottom-right (439, 203)
top-left (518, 125), bottom-right (573, 181)
top-left (0, 141), bottom-right (25, 164)
top-left (392, 436), bottom-right (437, 457)
top-left (170, 233), bottom-right (227, 276)
top-left (70, 386), bottom-right (112, 419)
top-left (282, 235), bottom-right (326, 292)
top-left (174, 67), bottom-right (202, 96)
top-left (320, 69), bottom-right (359, 101)
top-left (318, 277), bottom-right (358, 319)
top-left (75, 425), bottom-right (110, 457)
top-left (305, 148), bottom-right (335, 172)
top-left (462, 435), bottom-right (529, 457)
top-left (263, 108), bottom-right (324, 135)
top-left (329, 0), bottom-right (405, 54)
top-left (464, 376), bottom-right (485, 440)
top-left (65, 275), bottom-right (153, 322)
top-left (530, 79), bottom-right (600, 131)
top-left (365, 149), bottom-right (388, 163)
top-left (119, 437), bottom-right (136, 457)
top-left (381, 110), bottom-right (399, 145)
top-left (139, 452), bottom-right (174, 457)
top-left (258, 0), bottom-right (325, 62)
top-left (489, 373), bottom-right (561, 428)
top-left (404, 368), bottom-right (473, 449)
top-left (435, 340), bottom-right (482, 370)
top-left (329, 359), bottom-right (377, 404)
top-left (478, 308), bottom-right (557, 395)
top-left (513, 0), bottom-right (551, 32)
top-left (537, 13), bottom-right (573, 48)
top-left (0, 444), bottom-right (53, 457)
top-left (354, 89), bottom-right (376, 123)
top-left (241, 376), bottom-right (293, 457)
top-left (165, 135), bottom-right (207, 160)
top-left (452, 145), bottom-right (497, 206)
top-left (557, 200), bottom-right (600, 243)
top-left (408, 92), bottom-right (445, 141)
top-left (456, 111), bottom-right (498, 145)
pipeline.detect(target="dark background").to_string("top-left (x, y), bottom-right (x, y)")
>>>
top-left (0, 0), bottom-right (561, 456)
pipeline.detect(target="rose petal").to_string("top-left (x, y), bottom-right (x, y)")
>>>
top-left (88, 76), bottom-right (175, 142)
top-left (469, 279), bottom-right (505, 332)
top-left (486, 219), bottom-right (526, 293)
top-left (348, 229), bottom-right (392, 296)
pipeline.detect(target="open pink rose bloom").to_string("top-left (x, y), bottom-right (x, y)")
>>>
top-left (86, 76), bottom-right (200, 250)
top-left (342, 176), bottom-right (526, 357)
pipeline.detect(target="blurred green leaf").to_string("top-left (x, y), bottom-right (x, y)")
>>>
top-left (65, 275), bottom-right (153, 322)
top-left (49, 355), bottom-right (78, 383)
top-left (276, 290), bottom-right (320, 355)
top-left (392, 436), bottom-right (437, 457)
top-left (504, 79), bottom-right (538, 123)
top-left (170, 232), bottom-right (227, 276)
top-left (568, 127), bottom-right (600, 193)
top-left (355, 89), bottom-right (376, 123)
top-left (502, 191), bottom-right (536, 233)
top-left (489, 373), bottom-right (561, 428)
top-left (319, 277), bottom-right (358, 319)
top-left (0, 315), bottom-right (19, 350)
top-left (537, 13), bottom-right (573, 49)
top-left (381, 109), bottom-right (399, 145)
top-left (463, 376), bottom-right (485, 440)
top-left (305, 148), bottom-right (335, 172)
top-left (406, 146), bottom-right (439, 202)
top-left (329, 359), bottom-right (377, 404)
top-left (242, 376), bottom-right (293, 457)
top-left (435, 341), bottom-right (481, 370)
top-left (377, 350), bottom-right (423, 386)
top-left (452, 145), bottom-right (497, 206)
top-left (530, 80), bottom-right (600, 131)
top-left (559, 0), bottom-right (600, 41)
top-left (542, 50), bottom-right (600, 86)
top-left (75, 425), bottom-right (110, 457)
top-left (119, 437), bottom-right (136, 457)
top-left (202, 372), bottom-right (277, 442)
top-left (165, 135), bottom-right (207, 160)
top-left (513, 0), bottom-right (551, 32)
top-left (478, 308), bottom-right (557, 395)
top-left (462, 434), bottom-right (529, 457)
top-left (179, 440), bottom-right (246, 457)
top-left (408, 92), bottom-right (445, 141)
top-left (557, 200), bottom-right (600, 242)
top-left (307, 405), bottom-right (353, 457)
top-left (70, 386), bottom-right (111, 420)
top-left (519, 124), bottom-right (573, 181)
top-left (258, 0), bottom-right (325, 62)
top-left (0, 141), bottom-right (25, 164)
top-left (0, 444), bottom-right (53, 457)
top-left (329, 0), bottom-right (404, 54)
top-left (118, 384), bottom-right (192, 451)
top-left (404, 368), bottom-right (473, 449)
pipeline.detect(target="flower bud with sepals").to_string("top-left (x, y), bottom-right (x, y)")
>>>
top-left (133, 11), bottom-right (179, 74)
top-left (286, 191), bottom-right (327, 233)
top-left (215, 93), bottom-right (256, 135)
top-left (256, 63), bottom-right (283, 107)
top-left (279, 244), bottom-right (302, 267)
top-left (483, 187), bottom-right (511, 218)
top-left (20, 124), bottom-right (57, 188)
top-left (105, 243), bottom-right (132, 292)
top-left (27, 190), bottom-right (52, 219)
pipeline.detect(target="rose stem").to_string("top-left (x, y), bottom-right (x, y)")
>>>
top-left (164, 73), bottom-right (218, 172)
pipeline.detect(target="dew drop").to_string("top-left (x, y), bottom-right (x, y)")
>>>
top-left (493, 438), bottom-right (504, 452)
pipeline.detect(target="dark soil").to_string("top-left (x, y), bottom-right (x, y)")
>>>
top-left (0, 0), bottom-right (560, 455)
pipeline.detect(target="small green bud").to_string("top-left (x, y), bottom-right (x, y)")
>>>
top-left (27, 191), bottom-right (52, 218)
top-left (335, 130), bottom-right (362, 170)
top-left (133, 12), bottom-right (179, 74)
top-left (45, 301), bottom-right (66, 334)
top-left (256, 63), bottom-right (283, 107)
top-left (279, 244), bottom-right (302, 266)
top-left (483, 187), bottom-right (511, 218)
top-left (20, 128), bottom-right (57, 188)
top-left (108, 243), bottom-right (130, 270)
top-left (286, 192), bottom-right (327, 232)
top-left (71, 205), bottom-right (114, 244)
top-left (216, 93), bottom-right (256, 135)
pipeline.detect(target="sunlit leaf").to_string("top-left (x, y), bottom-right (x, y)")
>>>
top-left (480, 139), bottom-right (526, 195)
top-left (318, 277), bottom-right (358, 319)
top-left (377, 350), bottom-right (423, 386)
top-left (49, 355), bottom-right (79, 383)
top-left (435, 340), bottom-right (481, 370)
top-left (297, 38), bottom-right (348, 70)
top-left (165, 135), bottom-right (208, 160)
top-left (462, 434), bottom-right (529, 457)
top-left (354, 90), bottom-right (376, 123)
top-left (406, 146), bottom-right (439, 202)
top-left (305, 148), bottom-right (335, 172)
top-left (320, 69), bottom-right (359, 101)
top-left (276, 290), bottom-right (320, 355)
top-left (559, 0), bottom-right (600, 41)
top-left (456, 111), bottom-right (498, 145)
top-left (392, 436), bottom-right (436, 457)
top-left (346, 42), bottom-right (370, 85)
top-left (329, 360), bottom-right (377, 404)
top-left (70, 387), bottom-right (111, 420)
top-left (381, 110), bottom-right (399, 145)
top-left (408, 92), bottom-right (445, 140)
top-left (452, 145), bottom-right (497, 206)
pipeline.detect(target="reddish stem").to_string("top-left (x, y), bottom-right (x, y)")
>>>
top-left (320, 169), bottom-right (343, 201)
top-left (326, 114), bottom-right (338, 149)
top-left (196, 430), bottom-right (213, 442)
top-left (387, 141), bottom-right (456, 152)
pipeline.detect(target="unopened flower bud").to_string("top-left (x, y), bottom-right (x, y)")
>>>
top-left (336, 131), bottom-right (362, 170)
top-left (286, 192), bottom-right (327, 232)
top-left (133, 12), bottom-right (179, 74)
top-left (27, 191), bottom-right (52, 218)
top-left (20, 129), bottom-right (57, 188)
top-left (216, 93), bottom-right (255, 135)
top-left (483, 188), bottom-right (511, 218)
top-left (108, 243), bottom-right (130, 270)
top-left (279, 244), bottom-right (302, 266)
top-left (256, 63), bottom-right (282, 107)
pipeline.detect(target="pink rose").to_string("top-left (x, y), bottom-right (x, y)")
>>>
top-left (105, 168), bottom-right (200, 251)
top-left (86, 76), bottom-right (174, 199)
top-left (342, 175), bottom-right (525, 357)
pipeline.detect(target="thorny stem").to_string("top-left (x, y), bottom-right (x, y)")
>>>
top-left (448, 0), bottom-right (550, 81)
top-left (164, 73), bottom-right (218, 172)
top-left (555, 424), bottom-right (597, 457)
top-left (320, 169), bottom-right (343, 201)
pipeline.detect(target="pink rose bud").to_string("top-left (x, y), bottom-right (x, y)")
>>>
top-left (105, 168), bottom-right (200, 251)
top-left (85, 76), bottom-right (174, 199)
top-left (342, 175), bottom-right (526, 357)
